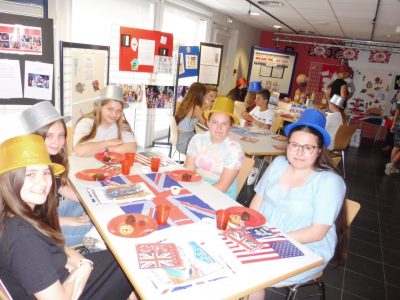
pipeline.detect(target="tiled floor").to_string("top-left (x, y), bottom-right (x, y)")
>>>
top-left (149, 138), bottom-right (400, 300)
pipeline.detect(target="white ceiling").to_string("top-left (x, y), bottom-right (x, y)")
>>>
top-left (192, 0), bottom-right (400, 44)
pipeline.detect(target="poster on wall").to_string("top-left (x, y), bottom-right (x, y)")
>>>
top-left (347, 69), bottom-right (394, 115)
top-left (178, 46), bottom-right (199, 78)
top-left (0, 23), bottom-right (42, 55)
top-left (119, 83), bottom-right (143, 104)
top-left (0, 59), bottom-right (23, 98)
top-left (145, 85), bottom-right (174, 109)
top-left (248, 46), bottom-right (297, 96)
top-left (198, 43), bottom-right (223, 86)
top-left (119, 27), bottom-right (173, 73)
top-left (70, 48), bottom-right (108, 103)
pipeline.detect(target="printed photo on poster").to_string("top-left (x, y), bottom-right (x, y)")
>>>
top-left (120, 83), bottom-right (143, 104)
top-left (145, 85), bottom-right (174, 108)
top-left (24, 60), bottom-right (53, 100)
top-left (177, 86), bottom-right (189, 103)
top-left (0, 23), bottom-right (42, 55)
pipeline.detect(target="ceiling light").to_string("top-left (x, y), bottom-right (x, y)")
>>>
top-left (250, 12), bottom-right (260, 16)
top-left (315, 21), bottom-right (329, 25)
top-left (258, 1), bottom-right (284, 7)
top-left (273, 25), bottom-right (282, 29)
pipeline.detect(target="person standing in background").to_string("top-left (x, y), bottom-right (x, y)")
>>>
top-left (227, 77), bottom-right (248, 102)
top-left (384, 97), bottom-right (400, 175)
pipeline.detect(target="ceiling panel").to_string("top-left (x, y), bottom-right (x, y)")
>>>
top-left (191, 0), bottom-right (400, 43)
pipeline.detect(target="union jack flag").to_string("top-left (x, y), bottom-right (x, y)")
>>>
top-left (101, 174), bottom-right (217, 228)
top-left (221, 226), bottom-right (304, 264)
top-left (136, 243), bottom-right (182, 269)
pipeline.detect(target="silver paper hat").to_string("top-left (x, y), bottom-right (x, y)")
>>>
top-left (20, 101), bottom-right (72, 134)
top-left (329, 94), bottom-right (345, 109)
top-left (94, 85), bottom-right (128, 109)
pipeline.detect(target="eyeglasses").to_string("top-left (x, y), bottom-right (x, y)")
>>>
top-left (287, 142), bottom-right (319, 155)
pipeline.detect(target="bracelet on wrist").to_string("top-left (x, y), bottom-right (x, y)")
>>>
top-left (78, 258), bottom-right (94, 269)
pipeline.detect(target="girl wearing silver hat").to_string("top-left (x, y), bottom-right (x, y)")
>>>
top-left (19, 101), bottom-right (93, 247)
top-left (0, 135), bottom-right (134, 299)
top-left (325, 95), bottom-right (346, 150)
top-left (73, 85), bottom-right (136, 157)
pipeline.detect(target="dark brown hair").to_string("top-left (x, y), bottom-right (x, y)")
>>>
top-left (175, 82), bottom-right (206, 124)
top-left (76, 99), bottom-right (133, 144)
top-left (0, 167), bottom-right (64, 246)
top-left (35, 120), bottom-right (69, 187)
top-left (287, 125), bottom-right (348, 266)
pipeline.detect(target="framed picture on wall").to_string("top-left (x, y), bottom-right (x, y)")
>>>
top-left (60, 42), bottom-right (110, 123)
top-left (248, 46), bottom-right (297, 97)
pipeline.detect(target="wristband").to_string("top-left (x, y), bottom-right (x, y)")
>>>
top-left (79, 258), bottom-right (94, 269)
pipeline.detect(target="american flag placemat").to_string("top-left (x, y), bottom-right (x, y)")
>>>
top-left (220, 226), bottom-right (304, 264)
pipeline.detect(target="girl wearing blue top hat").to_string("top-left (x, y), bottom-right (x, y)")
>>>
top-left (248, 109), bottom-right (348, 299)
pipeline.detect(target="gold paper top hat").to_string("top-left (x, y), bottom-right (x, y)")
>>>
top-left (95, 85), bottom-right (129, 109)
top-left (204, 96), bottom-right (239, 124)
top-left (0, 135), bottom-right (65, 176)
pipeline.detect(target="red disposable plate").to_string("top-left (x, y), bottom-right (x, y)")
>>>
top-left (95, 152), bottom-right (124, 164)
top-left (75, 168), bottom-right (114, 182)
top-left (225, 206), bottom-right (266, 228)
top-left (107, 214), bottom-right (157, 238)
top-left (168, 170), bottom-right (202, 182)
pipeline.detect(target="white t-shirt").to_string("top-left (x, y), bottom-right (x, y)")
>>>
top-left (250, 107), bottom-right (274, 126)
top-left (73, 118), bottom-right (135, 146)
top-left (326, 112), bottom-right (343, 150)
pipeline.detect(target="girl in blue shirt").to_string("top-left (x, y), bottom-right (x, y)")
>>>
top-left (249, 109), bottom-right (348, 299)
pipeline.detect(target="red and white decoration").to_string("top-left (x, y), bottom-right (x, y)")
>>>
top-left (368, 50), bottom-right (391, 64)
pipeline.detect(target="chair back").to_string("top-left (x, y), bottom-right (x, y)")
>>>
top-left (271, 115), bottom-right (284, 134)
top-left (333, 125), bottom-right (358, 151)
top-left (234, 101), bottom-right (246, 120)
top-left (169, 116), bottom-right (178, 147)
top-left (66, 127), bottom-right (74, 155)
top-left (236, 157), bottom-right (255, 197)
top-left (331, 156), bottom-right (342, 168)
top-left (345, 199), bottom-right (361, 225)
top-left (0, 279), bottom-right (12, 300)
top-left (195, 123), bottom-right (208, 134)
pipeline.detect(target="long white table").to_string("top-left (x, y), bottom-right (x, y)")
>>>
top-left (69, 154), bottom-right (322, 300)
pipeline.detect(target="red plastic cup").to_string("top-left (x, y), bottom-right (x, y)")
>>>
top-left (156, 204), bottom-right (171, 226)
top-left (216, 209), bottom-right (230, 230)
top-left (120, 159), bottom-right (131, 175)
top-left (125, 152), bottom-right (135, 166)
top-left (150, 157), bottom-right (161, 172)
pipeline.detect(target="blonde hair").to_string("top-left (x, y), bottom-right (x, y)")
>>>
top-left (76, 99), bottom-right (133, 144)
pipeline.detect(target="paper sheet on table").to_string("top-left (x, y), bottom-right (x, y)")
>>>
top-left (0, 59), bottom-right (23, 98)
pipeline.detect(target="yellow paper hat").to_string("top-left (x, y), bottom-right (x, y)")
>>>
top-left (0, 135), bottom-right (65, 176)
top-left (204, 96), bottom-right (239, 124)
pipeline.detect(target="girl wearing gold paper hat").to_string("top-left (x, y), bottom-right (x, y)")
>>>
top-left (0, 135), bottom-right (134, 299)
top-left (20, 101), bottom-right (92, 247)
top-left (73, 85), bottom-right (137, 156)
top-left (184, 96), bottom-right (244, 199)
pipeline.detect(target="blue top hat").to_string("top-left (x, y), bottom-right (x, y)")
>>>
top-left (284, 109), bottom-right (331, 147)
top-left (248, 81), bottom-right (262, 92)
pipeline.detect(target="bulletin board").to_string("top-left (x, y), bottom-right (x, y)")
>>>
top-left (0, 12), bottom-right (54, 106)
top-left (119, 27), bottom-right (173, 73)
top-left (198, 42), bottom-right (223, 86)
top-left (248, 46), bottom-right (297, 97)
top-left (60, 41), bottom-right (109, 119)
